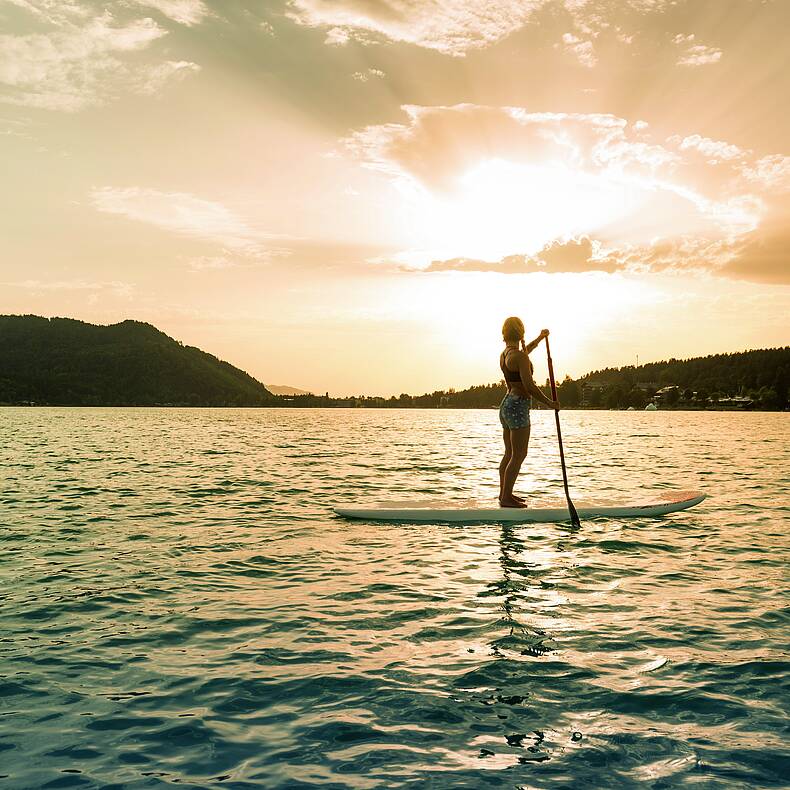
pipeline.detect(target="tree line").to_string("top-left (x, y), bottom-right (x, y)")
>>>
top-left (280, 347), bottom-right (789, 411)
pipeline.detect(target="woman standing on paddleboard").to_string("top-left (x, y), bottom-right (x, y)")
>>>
top-left (499, 317), bottom-right (560, 508)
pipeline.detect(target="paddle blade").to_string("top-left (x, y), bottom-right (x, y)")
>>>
top-left (568, 498), bottom-right (581, 528)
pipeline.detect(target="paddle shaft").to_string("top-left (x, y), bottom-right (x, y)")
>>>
top-left (545, 337), bottom-right (581, 527)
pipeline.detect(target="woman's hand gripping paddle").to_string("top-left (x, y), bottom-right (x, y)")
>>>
top-left (545, 336), bottom-right (581, 528)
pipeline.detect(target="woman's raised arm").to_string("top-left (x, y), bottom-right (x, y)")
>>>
top-left (523, 328), bottom-right (549, 354)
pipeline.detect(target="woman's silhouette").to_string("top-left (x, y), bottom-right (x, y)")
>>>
top-left (498, 317), bottom-right (560, 507)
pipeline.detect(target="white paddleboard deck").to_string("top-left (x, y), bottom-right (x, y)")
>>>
top-left (334, 490), bottom-right (705, 523)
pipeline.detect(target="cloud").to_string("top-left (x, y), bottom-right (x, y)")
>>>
top-left (423, 229), bottom-right (790, 285)
top-left (343, 102), bottom-right (790, 283)
top-left (134, 60), bottom-right (201, 94)
top-left (346, 103), bottom-right (752, 238)
top-left (740, 155), bottom-right (790, 192)
top-left (718, 214), bottom-right (790, 285)
top-left (678, 45), bottom-right (722, 67)
top-left (424, 234), bottom-right (766, 282)
top-left (129, 0), bottom-right (210, 26)
top-left (324, 26), bottom-right (351, 46)
top-left (2, 0), bottom-right (91, 25)
top-left (348, 104), bottom-right (666, 189)
top-left (673, 33), bottom-right (721, 67)
top-left (560, 32), bottom-right (597, 67)
top-left (9, 0), bottom-right (210, 26)
top-left (426, 236), bottom-right (619, 273)
top-left (287, 0), bottom-right (547, 56)
top-left (352, 67), bottom-right (385, 82)
top-left (287, 0), bottom-right (692, 56)
top-left (0, 7), bottom-right (200, 111)
top-left (90, 187), bottom-right (283, 256)
top-left (672, 134), bottom-right (745, 163)
top-left (423, 236), bottom-right (728, 276)
top-left (347, 104), bottom-right (784, 228)
top-left (593, 236), bottom-right (736, 277)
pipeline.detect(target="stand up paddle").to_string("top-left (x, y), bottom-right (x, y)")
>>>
top-left (334, 330), bottom-right (705, 524)
top-left (545, 336), bottom-right (581, 528)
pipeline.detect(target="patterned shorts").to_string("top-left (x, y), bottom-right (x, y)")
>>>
top-left (499, 393), bottom-right (531, 430)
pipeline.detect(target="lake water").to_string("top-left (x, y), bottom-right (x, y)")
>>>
top-left (1, 408), bottom-right (789, 789)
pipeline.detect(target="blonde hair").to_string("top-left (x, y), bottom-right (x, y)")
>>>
top-left (502, 316), bottom-right (525, 343)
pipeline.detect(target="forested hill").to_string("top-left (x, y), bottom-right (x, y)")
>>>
top-left (0, 315), bottom-right (274, 406)
top-left (581, 348), bottom-right (789, 394)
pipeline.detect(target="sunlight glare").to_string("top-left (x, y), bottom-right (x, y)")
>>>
top-left (370, 270), bottom-right (662, 384)
top-left (409, 158), bottom-right (646, 263)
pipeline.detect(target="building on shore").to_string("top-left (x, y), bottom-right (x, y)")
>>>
top-left (654, 385), bottom-right (679, 400)
top-left (714, 396), bottom-right (754, 409)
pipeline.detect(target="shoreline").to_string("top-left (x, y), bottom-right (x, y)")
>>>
top-left (2, 404), bottom-right (787, 412)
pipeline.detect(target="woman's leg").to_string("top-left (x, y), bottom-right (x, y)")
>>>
top-left (501, 426), bottom-right (530, 506)
top-left (500, 429), bottom-right (526, 503)
top-left (499, 427), bottom-right (512, 500)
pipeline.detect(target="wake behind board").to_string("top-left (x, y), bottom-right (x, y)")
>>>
top-left (334, 490), bottom-right (705, 523)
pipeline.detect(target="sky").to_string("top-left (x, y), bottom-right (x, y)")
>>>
top-left (1, 0), bottom-right (788, 396)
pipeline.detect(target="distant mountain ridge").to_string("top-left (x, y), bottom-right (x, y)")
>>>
top-left (266, 384), bottom-right (313, 396)
top-left (0, 315), bottom-right (274, 406)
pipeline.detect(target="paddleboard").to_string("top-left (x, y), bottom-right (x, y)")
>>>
top-left (334, 490), bottom-right (705, 523)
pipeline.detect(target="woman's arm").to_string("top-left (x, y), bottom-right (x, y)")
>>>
top-left (517, 352), bottom-right (560, 410)
top-left (523, 328), bottom-right (549, 354)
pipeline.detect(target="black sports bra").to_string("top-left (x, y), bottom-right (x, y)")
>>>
top-left (501, 349), bottom-right (533, 383)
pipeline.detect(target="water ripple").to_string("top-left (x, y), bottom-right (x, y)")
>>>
top-left (0, 408), bottom-right (788, 787)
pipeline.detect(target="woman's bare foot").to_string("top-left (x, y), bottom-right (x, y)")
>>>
top-left (499, 496), bottom-right (527, 508)
top-left (512, 493), bottom-right (527, 504)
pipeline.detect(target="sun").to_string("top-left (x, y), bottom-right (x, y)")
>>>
top-left (402, 157), bottom-right (644, 265)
